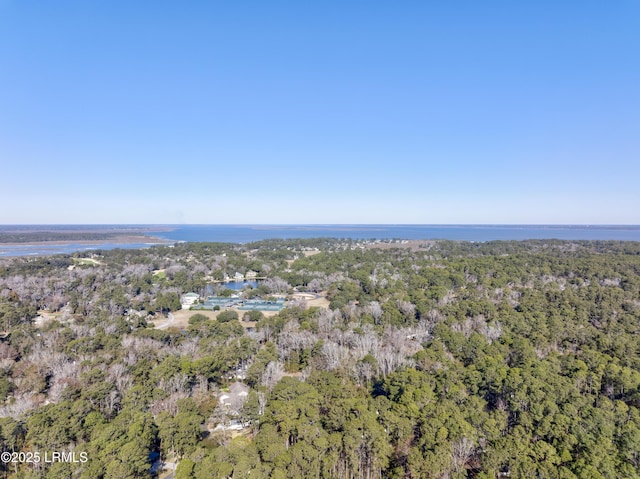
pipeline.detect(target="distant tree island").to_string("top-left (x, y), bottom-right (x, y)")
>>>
top-left (0, 225), bottom-right (172, 244)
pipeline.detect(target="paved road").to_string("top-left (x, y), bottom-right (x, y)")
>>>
top-left (156, 312), bottom-right (175, 330)
top-left (157, 461), bottom-right (177, 479)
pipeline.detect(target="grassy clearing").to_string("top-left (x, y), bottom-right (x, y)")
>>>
top-left (152, 269), bottom-right (166, 280)
top-left (72, 257), bottom-right (101, 266)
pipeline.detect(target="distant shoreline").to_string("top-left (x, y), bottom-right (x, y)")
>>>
top-left (0, 226), bottom-right (175, 245)
top-left (0, 227), bottom-right (175, 257)
top-left (0, 234), bottom-right (173, 247)
top-left (2, 225), bottom-right (640, 258)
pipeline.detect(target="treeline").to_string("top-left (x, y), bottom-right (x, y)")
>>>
top-left (0, 239), bottom-right (639, 478)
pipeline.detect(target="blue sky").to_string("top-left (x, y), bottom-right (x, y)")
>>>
top-left (1, 1), bottom-right (638, 224)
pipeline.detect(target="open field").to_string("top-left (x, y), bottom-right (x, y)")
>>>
top-left (151, 307), bottom-right (277, 330)
top-left (71, 257), bottom-right (102, 266)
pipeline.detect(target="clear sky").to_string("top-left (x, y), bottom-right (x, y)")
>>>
top-left (1, 1), bottom-right (638, 224)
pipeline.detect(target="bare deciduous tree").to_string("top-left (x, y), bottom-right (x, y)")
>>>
top-left (452, 437), bottom-right (476, 473)
top-left (261, 361), bottom-right (284, 391)
top-left (364, 301), bottom-right (383, 324)
top-left (262, 277), bottom-right (291, 294)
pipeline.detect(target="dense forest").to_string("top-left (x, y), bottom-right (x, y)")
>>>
top-left (1, 238), bottom-right (640, 478)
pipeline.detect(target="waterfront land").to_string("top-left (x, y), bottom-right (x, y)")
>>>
top-left (1, 238), bottom-right (640, 478)
top-left (0, 225), bottom-right (172, 245)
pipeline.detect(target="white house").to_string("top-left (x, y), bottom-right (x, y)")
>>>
top-left (245, 270), bottom-right (258, 279)
top-left (181, 292), bottom-right (200, 309)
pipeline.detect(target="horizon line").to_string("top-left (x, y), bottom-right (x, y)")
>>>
top-left (2, 223), bottom-right (640, 228)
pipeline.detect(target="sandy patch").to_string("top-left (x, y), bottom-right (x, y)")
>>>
top-left (291, 292), bottom-right (330, 309)
top-left (291, 292), bottom-right (316, 300)
top-left (34, 310), bottom-right (68, 327)
top-left (305, 296), bottom-right (330, 308)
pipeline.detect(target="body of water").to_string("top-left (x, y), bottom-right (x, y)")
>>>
top-left (220, 281), bottom-right (259, 291)
top-left (154, 224), bottom-right (640, 244)
top-left (2, 225), bottom-right (640, 257)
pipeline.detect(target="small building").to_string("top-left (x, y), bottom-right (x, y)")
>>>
top-left (234, 272), bottom-right (245, 281)
top-left (219, 382), bottom-right (250, 414)
top-left (181, 292), bottom-right (200, 309)
top-left (245, 270), bottom-right (258, 279)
